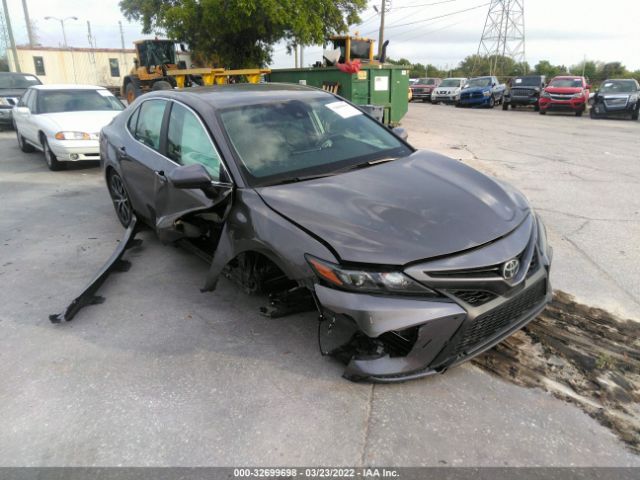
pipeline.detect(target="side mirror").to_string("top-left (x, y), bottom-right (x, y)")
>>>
top-left (492, 83), bottom-right (497, 87)
top-left (585, 84), bottom-right (592, 90)
top-left (167, 163), bottom-right (213, 190)
top-left (14, 106), bottom-right (30, 114)
top-left (392, 127), bottom-right (408, 141)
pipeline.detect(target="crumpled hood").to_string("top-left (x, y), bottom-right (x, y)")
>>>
top-left (41, 111), bottom-right (121, 133)
top-left (257, 151), bottom-right (530, 265)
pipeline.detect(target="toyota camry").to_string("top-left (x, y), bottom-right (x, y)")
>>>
top-left (90, 83), bottom-right (552, 382)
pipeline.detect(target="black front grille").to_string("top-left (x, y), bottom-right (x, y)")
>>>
top-left (448, 289), bottom-right (497, 306)
top-left (511, 88), bottom-right (535, 97)
top-left (451, 279), bottom-right (547, 356)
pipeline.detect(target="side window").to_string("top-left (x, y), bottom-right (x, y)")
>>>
top-left (167, 102), bottom-right (222, 180)
top-left (127, 106), bottom-right (140, 135)
top-left (26, 90), bottom-right (37, 112)
top-left (19, 89), bottom-right (31, 107)
top-left (33, 56), bottom-right (45, 76)
top-left (134, 100), bottom-right (167, 151)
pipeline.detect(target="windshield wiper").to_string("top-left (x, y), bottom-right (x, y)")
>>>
top-left (266, 172), bottom-right (337, 186)
top-left (335, 157), bottom-right (398, 174)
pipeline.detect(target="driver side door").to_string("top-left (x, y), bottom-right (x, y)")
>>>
top-left (152, 100), bottom-right (233, 243)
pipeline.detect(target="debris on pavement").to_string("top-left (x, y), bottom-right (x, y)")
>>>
top-left (474, 291), bottom-right (640, 453)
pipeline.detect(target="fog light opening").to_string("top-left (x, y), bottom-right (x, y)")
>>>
top-left (70, 153), bottom-right (79, 160)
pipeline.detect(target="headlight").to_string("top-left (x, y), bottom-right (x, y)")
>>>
top-left (541, 91), bottom-right (551, 98)
top-left (629, 94), bottom-right (638, 103)
top-left (572, 90), bottom-right (584, 98)
top-left (483, 91), bottom-right (491, 97)
top-left (306, 255), bottom-right (437, 296)
top-left (54, 131), bottom-right (97, 140)
top-left (0, 97), bottom-right (11, 106)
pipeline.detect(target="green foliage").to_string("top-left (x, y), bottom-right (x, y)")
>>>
top-left (119, 0), bottom-right (367, 68)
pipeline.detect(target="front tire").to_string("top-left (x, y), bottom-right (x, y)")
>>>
top-left (632, 109), bottom-right (639, 121)
top-left (488, 96), bottom-right (495, 108)
top-left (16, 128), bottom-right (35, 153)
top-left (107, 171), bottom-right (134, 227)
top-left (539, 110), bottom-right (546, 115)
top-left (42, 136), bottom-right (64, 171)
top-left (502, 101), bottom-right (509, 111)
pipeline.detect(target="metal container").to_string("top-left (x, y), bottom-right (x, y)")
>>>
top-left (267, 64), bottom-right (410, 125)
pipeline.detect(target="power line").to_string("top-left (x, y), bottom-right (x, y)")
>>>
top-left (392, 0), bottom-right (459, 10)
top-left (384, 2), bottom-right (490, 30)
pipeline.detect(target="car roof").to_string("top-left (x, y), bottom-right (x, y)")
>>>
top-left (143, 83), bottom-right (334, 109)
top-left (31, 84), bottom-right (107, 90)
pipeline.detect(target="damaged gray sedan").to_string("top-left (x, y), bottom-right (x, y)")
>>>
top-left (53, 83), bottom-right (552, 382)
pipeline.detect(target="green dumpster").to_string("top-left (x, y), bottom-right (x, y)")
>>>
top-left (267, 64), bottom-right (410, 125)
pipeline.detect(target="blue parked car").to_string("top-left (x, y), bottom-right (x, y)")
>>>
top-left (457, 76), bottom-right (506, 108)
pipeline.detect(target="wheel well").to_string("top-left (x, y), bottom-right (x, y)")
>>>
top-left (223, 250), bottom-right (299, 295)
top-left (38, 130), bottom-right (47, 146)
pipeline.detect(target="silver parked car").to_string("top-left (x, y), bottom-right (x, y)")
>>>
top-left (431, 77), bottom-right (467, 104)
top-left (12, 84), bottom-right (124, 170)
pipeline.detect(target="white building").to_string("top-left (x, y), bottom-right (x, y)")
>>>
top-left (7, 45), bottom-right (192, 90)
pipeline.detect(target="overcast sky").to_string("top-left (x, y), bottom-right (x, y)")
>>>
top-left (5, 0), bottom-right (640, 71)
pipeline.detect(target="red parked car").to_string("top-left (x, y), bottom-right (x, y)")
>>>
top-left (539, 76), bottom-right (590, 116)
top-left (410, 77), bottom-right (442, 102)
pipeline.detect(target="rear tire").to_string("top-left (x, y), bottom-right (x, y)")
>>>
top-left (42, 136), bottom-right (64, 171)
top-left (16, 128), bottom-right (35, 153)
top-left (575, 110), bottom-right (583, 117)
top-left (125, 80), bottom-right (142, 104)
top-left (152, 80), bottom-right (173, 91)
top-left (539, 110), bottom-right (546, 115)
top-left (107, 171), bottom-right (134, 227)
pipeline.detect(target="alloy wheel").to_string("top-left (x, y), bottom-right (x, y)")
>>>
top-left (108, 173), bottom-right (133, 227)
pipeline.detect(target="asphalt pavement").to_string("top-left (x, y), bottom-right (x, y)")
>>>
top-left (0, 106), bottom-right (638, 466)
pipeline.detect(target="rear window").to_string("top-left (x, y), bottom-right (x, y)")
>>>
top-left (0, 74), bottom-right (40, 89)
top-left (38, 89), bottom-right (124, 113)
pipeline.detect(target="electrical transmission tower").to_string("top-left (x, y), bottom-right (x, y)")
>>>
top-left (475, 0), bottom-right (525, 76)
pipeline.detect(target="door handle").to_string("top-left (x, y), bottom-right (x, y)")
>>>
top-left (154, 170), bottom-right (166, 182)
top-left (117, 146), bottom-right (129, 160)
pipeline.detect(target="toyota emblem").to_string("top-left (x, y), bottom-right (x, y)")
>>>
top-left (502, 259), bottom-right (520, 280)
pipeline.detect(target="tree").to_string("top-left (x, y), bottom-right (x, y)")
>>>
top-left (119, 0), bottom-right (367, 68)
top-left (0, 56), bottom-right (9, 72)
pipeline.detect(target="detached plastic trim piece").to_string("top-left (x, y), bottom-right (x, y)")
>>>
top-left (49, 215), bottom-right (143, 324)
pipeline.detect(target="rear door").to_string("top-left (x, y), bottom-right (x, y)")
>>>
top-left (152, 100), bottom-right (233, 243)
top-left (119, 98), bottom-right (170, 220)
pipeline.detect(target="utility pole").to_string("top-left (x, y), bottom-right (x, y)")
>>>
top-left (21, 0), bottom-right (34, 47)
top-left (118, 21), bottom-right (128, 74)
top-left (294, 44), bottom-right (298, 68)
top-left (299, 45), bottom-right (303, 68)
top-left (87, 20), bottom-right (99, 84)
top-left (377, 0), bottom-right (386, 59)
top-left (2, 0), bottom-right (21, 71)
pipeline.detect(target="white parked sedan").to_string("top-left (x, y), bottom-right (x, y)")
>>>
top-left (12, 84), bottom-right (124, 170)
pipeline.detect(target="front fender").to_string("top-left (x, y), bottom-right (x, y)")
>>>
top-left (202, 189), bottom-right (338, 292)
